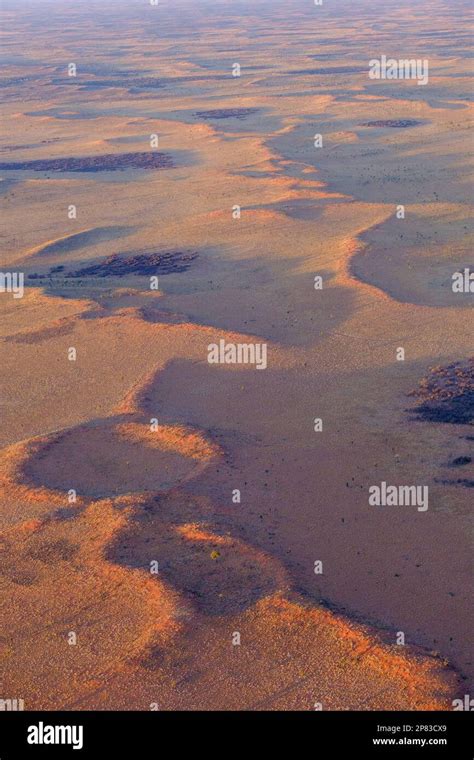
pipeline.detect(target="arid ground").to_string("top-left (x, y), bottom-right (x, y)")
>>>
top-left (0, 0), bottom-right (472, 710)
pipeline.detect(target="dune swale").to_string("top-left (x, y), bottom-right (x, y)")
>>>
top-left (52, 76), bottom-right (168, 89)
top-left (291, 66), bottom-right (366, 75)
top-left (0, 151), bottom-right (175, 172)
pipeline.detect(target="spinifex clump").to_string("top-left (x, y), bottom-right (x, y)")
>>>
top-left (0, 151), bottom-right (174, 172)
top-left (408, 359), bottom-right (474, 425)
top-left (64, 251), bottom-right (198, 277)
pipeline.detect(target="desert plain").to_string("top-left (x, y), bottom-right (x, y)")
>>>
top-left (0, 0), bottom-right (473, 710)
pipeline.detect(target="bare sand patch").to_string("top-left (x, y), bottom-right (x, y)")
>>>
top-left (21, 423), bottom-right (204, 498)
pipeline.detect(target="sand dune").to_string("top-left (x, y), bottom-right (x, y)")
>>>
top-left (24, 226), bottom-right (136, 261)
top-left (0, 427), bottom-right (461, 709)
